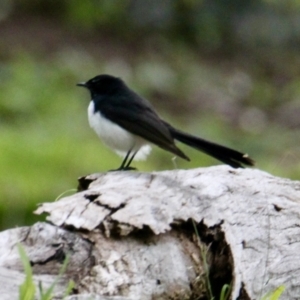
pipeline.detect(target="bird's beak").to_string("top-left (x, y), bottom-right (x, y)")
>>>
top-left (76, 82), bottom-right (87, 87)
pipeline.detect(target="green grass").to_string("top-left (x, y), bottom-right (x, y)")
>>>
top-left (18, 244), bottom-right (75, 300)
top-left (262, 286), bottom-right (285, 300)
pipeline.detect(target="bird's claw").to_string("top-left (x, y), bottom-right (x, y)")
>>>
top-left (109, 166), bottom-right (137, 172)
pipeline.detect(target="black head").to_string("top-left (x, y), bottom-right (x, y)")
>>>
top-left (77, 74), bottom-right (125, 95)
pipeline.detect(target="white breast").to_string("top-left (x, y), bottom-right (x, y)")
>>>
top-left (88, 101), bottom-right (151, 160)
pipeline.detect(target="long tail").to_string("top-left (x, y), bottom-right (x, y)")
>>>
top-left (164, 122), bottom-right (255, 168)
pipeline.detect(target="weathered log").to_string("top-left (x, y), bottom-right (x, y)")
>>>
top-left (0, 166), bottom-right (300, 299)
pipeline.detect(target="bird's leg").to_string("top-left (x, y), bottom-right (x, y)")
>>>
top-left (124, 150), bottom-right (138, 170)
top-left (119, 150), bottom-right (131, 170)
top-left (109, 149), bottom-right (137, 171)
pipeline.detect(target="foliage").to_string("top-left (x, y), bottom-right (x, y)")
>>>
top-left (18, 244), bottom-right (75, 300)
top-left (262, 286), bottom-right (285, 300)
top-left (219, 284), bottom-right (231, 300)
top-left (18, 244), bottom-right (36, 300)
top-left (11, 0), bottom-right (300, 53)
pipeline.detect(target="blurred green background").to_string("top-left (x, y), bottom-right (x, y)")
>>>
top-left (0, 0), bottom-right (300, 230)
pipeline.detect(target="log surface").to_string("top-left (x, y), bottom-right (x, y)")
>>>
top-left (1, 166), bottom-right (300, 299)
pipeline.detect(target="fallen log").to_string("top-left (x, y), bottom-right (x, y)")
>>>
top-left (0, 166), bottom-right (299, 299)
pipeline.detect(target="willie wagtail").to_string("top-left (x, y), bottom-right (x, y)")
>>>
top-left (77, 74), bottom-right (254, 170)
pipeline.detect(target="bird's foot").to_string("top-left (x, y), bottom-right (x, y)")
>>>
top-left (109, 166), bottom-right (137, 172)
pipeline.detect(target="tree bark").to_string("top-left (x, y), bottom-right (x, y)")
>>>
top-left (1, 166), bottom-right (300, 299)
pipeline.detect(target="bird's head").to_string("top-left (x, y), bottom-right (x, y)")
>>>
top-left (77, 74), bottom-right (124, 95)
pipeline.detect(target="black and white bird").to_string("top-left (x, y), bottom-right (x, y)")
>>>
top-left (77, 74), bottom-right (254, 170)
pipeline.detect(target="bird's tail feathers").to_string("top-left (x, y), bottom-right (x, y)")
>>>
top-left (165, 123), bottom-right (254, 168)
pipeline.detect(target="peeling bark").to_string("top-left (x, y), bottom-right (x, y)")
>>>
top-left (0, 166), bottom-right (300, 299)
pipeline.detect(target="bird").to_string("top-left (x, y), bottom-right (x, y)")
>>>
top-left (77, 74), bottom-right (254, 170)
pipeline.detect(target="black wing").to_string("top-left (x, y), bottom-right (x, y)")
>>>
top-left (95, 92), bottom-right (189, 160)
